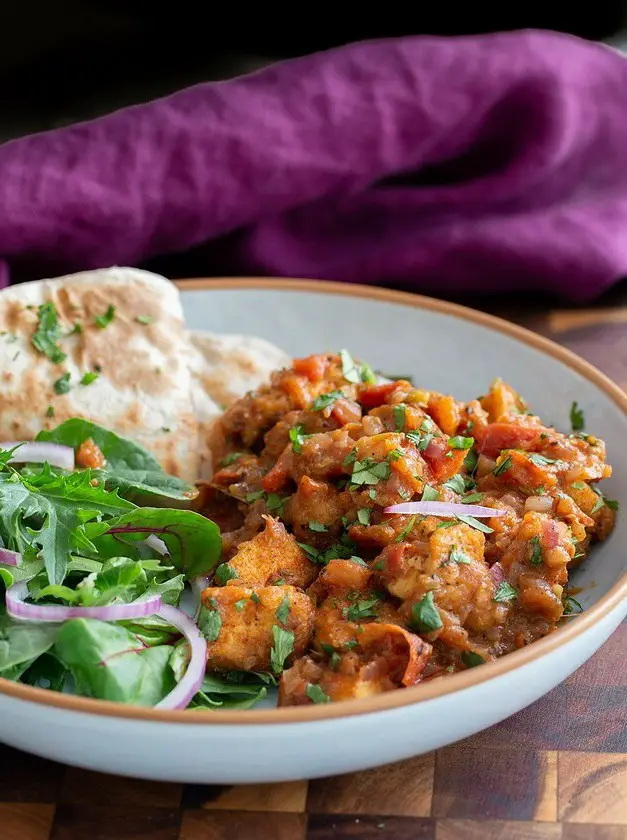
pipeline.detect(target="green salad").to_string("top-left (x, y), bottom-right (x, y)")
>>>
top-left (0, 420), bottom-right (273, 710)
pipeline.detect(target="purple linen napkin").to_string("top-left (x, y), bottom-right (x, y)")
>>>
top-left (1, 30), bottom-right (627, 300)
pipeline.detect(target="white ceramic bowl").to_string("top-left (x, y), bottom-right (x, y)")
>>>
top-left (0, 279), bottom-right (625, 783)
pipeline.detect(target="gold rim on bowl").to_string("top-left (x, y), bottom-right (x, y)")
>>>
top-left (1, 277), bottom-right (625, 725)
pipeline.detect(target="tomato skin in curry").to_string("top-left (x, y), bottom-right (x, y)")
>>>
top-left (199, 355), bottom-right (615, 705)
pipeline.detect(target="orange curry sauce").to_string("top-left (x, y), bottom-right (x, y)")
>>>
top-left (196, 353), bottom-right (616, 705)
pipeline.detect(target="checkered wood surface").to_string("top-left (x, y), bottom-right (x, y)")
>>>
top-left (1, 295), bottom-right (626, 840)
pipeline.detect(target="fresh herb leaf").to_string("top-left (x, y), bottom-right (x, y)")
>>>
top-left (80, 371), bottom-right (99, 386)
top-left (308, 520), bottom-right (328, 532)
top-left (448, 436), bottom-right (474, 450)
top-left (393, 405), bottom-right (406, 432)
top-left (339, 349), bottom-right (362, 384)
top-left (570, 401), bottom-right (585, 432)
top-left (406, 430), bottom-right (433, 451)
top-left (493, 581), bottom-right (518, 602)
top-left (311, 391), bottom-right (343, 412)
top-left (394, 515), bottom-right (417, 543)
top-left (214, 563), bottom-right (238, 586)
top-left (457, 514), bottom-right (494, 533)
top-left (570, 481), bottom-right (587, 490)
top-left (276, 595), bottom-right (291, 625)
top-left (46, 405), bottom-right (55, 418)
top-left (528, 453), bottom-right (557, 466)
top-left (266, 494), bottom-right (284, 516)
top-left (246, 490), bottom-right (265, 503)
top-left (444, 474), bottom-right (465, 495)
top-left (461, 651), bottom-right (485, 668)
top-left (528, 535), bottom-right (543, 566)
top-left (411, 591), bottom-right (443, 633)
top-left (356, 508), bottom-right (371, 526)
top-left (53, 373), bottom-right (71, 395)
top-left (189, 671), bottom-right (269, 710)
top-left (0, 612), bottom-right (58, 673)
top-left (220, 452), bottom-right (243, 467)
top-left (234, 599), bottom-right (247, 612)
top-left (250, 592), bottom-right (261, 604)
top-left (270, 626), bottom-right (294, 673)
top-left (493, 455), bottom-right (513, 477)
top-left (464, 448), bottom-right (479, 474)
top-left (32, 302), bottom-right (67, 364)
top-left (462, 492), bottom-right (484, 504)
top-left (135, 315), bottom-right (154, 326)
top-left (306, 683), bottom-right (331, 703)
top-left (198, 606), bottom-right (222, 642)
top-left (350, 459), bottom-right (391, 486)
top-left (346, 596), bottom-right (379, 622)
top-left (422, 484), bottom-right (439, 502)
top-left (563, 596), bottom-right (584, 615)
top-left (94, 304), bottom-right (116, 329)
top-left (448, 547), bottom-right (472, 565)
top-left (289, 424), bottom-right (310, 454)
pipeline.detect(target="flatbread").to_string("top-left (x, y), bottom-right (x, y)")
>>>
top-left (0, 267), bottom-right (289, 482)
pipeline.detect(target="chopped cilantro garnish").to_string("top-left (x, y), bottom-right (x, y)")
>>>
top-left (80, 371), bottom-right (99, 386)
top-left (71, 322), bottom-right (83, 335)
top-left (53, 372), bottom-right (71, 395)
top-left (492, 455), bottom-right (513, 477)
top-left (250, 592), bottom-right (261, 604)
top-left (448, 436), bottom-right (474, 450)
top-left (368, 487), bottom-right (377, 501)
top-left (406, 430), bottom-right (433, 451)
top-left (563, 595), bottom-right (584, 615)
top-left (344, 639), bottom-right (359, 650)
top-left (220, 452), bottom-right (243, 467)
top-left (444, 474), bottom-right (465, 495)
top-left (461, 651), bottom-right (485, 668)
top-left (435, 519), bottom-right (457, 529)
top-left (266, 494), bottom-right (284, 515)
top-left (298, 542), bottom-right (323, 563)
top-left (329, 652), bottom-right (341, 670)
top-left (411, 591), bottom-right (442, 633)
top-left (493, 581), bottom-right (518, 602)
top-left (215, 563), bottom-right (238, 585)
top-left (270, 626), bottom-right (295, 673)
top-left (32, 302), bottom-right (67, 364)
top-left (528, 535), bottom-right (543, 566)
top-left (198, 606), bottom-right (222, 642)
top-left (449, 546), bottom-right (472, 565)
top-left (308, 520), bottom-right (328, 532)
top-left (422, 484), bottom-right (439, 502)
top-left (387, 448), bottom-right (403, 462)
top-left (349, 556), bottom-right (368, 567)
top-left (350, 458), bottom-right (391, 486)
top-left (457, 514), bottom-right (493, 533)
top-left (393, 405), bottom-right (406, 432)
top-left (570, 481), bottom-right (586, 490)
top-left (46, 405), bottom-right (55, 418)
top-left (246, 490), bottom-right (265, 503)
top-left (311, 390), bottom-right (343, 412)
top-left (343, 449), bottom-right (357, 467)
top-left (394, 515), bottom-right (417, 543)
top-left (94, 304), bottom-right (116, 329)
top-left (235, 598), bottom-right (247, 612)
top-left (346, 596), bottom-right (379, 622)
top-left (590, 485), bottom-right (619, 513)
top-left (570, 401), bottom-right (585, 432)
top-left (339, 349), bottom-right (362, 384)
top-left (357, 508), bottom-right (371, 526)
top-left (135, 315), bottom-right (154, 326)
top-left (464, 448), bottom-right (479, 474)
top-left (306, 683), bottom-right (331, 704)
top-left (276, 595), bottom-right (291, 624)
top-left (528, 453), bottom-right (557, 466)
top-left (289, 424), bottom-right (310, 454)
top-left (462, 492), bottom-right (484, 504)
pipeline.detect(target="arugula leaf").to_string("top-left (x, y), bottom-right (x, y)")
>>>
top-left (0, 463), bottom-right (133, 585)
top-left (55, 618), bottom-right (174, 705)
top-left (32, 302), bottom-right (67, 364)
top-left (83, 507), bottom-right (221, 579)
top-left (21, 651), bottom-right (67, 692)
top-left (270, 626), bottom-right (294, 674)
top-left (190, 671), bottom-right (270, 710)
top-left (37, 419), bottom-right (196, 505)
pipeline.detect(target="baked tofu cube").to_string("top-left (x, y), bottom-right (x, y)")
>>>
top-left (201, 584), bottom-right (314, 672)
top-left (228, 515), bottom-right (315, 588)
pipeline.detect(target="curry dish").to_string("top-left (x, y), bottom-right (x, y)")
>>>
top-left (200, 351), bottom-right (616, 706)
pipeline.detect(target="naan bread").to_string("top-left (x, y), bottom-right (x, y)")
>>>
top-left (0, 267), bottom-right (289, 482)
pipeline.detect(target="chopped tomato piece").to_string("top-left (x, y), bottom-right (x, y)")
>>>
top-left (422, 437), bottom-right (466, 482)
top-left (76, 438), bottom-right (106, 470)
top-left (261, 448), bottom-right (292, 493)
top-left (331, 398), bottom-right (362, 426)
top-left (293, 354), bottom-right (327, 381)
top-left (474, 423), bottom-right (539, 459)
top-left (358, 382), bottom-right (399, 409)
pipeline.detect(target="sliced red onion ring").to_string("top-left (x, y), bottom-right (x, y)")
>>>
top-left (384, 501), bottom-right (507, 518)
top-left (154, 603), bottom-right (207, 710)
top-left (0, 548), bottom-right (21, 566)
top-left (144, 534), bottom-right (169, 556)
top-left (6, 580), bottom-right (163, 622)
top-left (0, 441), bottom-right (75, 472)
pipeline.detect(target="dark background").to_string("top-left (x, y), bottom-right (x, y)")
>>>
top-left (1, 3), bottom-right (627, 140)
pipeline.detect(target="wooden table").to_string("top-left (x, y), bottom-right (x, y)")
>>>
top-left (2, 289), bottom-right (626, 840)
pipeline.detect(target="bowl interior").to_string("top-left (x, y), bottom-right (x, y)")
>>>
top-left (181, 282), bottom-right (627, 607)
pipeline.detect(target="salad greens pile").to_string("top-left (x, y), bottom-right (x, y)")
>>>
top-left (0, 420), bottom-right (272, 709)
